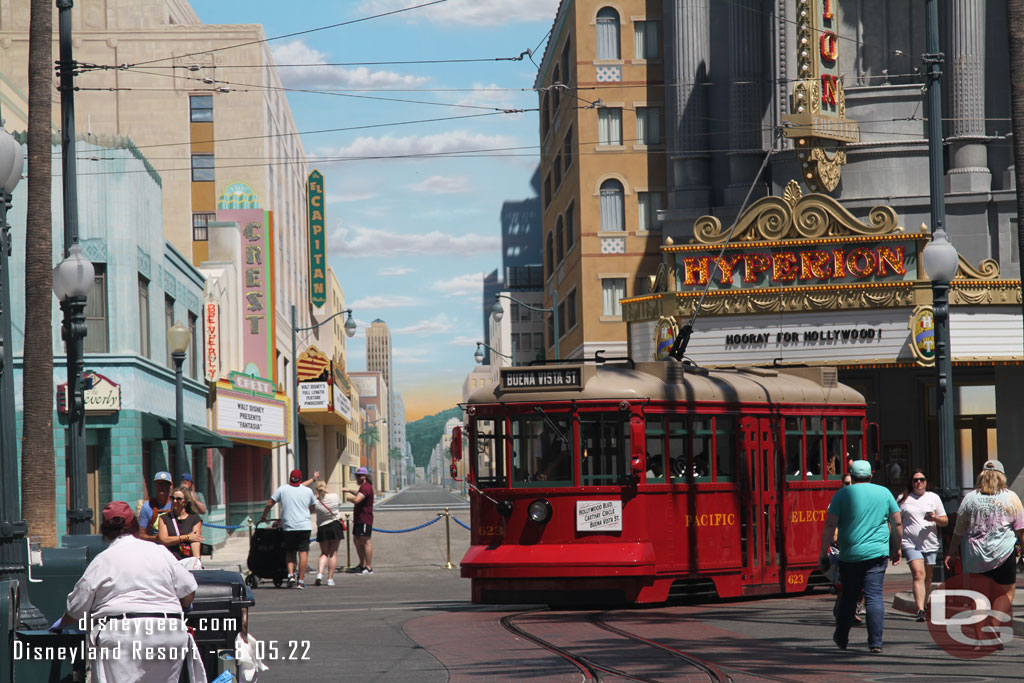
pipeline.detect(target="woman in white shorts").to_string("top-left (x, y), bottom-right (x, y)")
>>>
top-left (898, 468), bottom-right (948, 621)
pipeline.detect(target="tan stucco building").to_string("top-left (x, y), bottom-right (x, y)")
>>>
top-left (534, 0), bottom-right (666, 359)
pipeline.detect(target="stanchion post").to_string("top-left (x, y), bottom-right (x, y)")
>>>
top-left (345, 513), bottom-right (352, 569)
top-left (437, 507), bottom-right (453, 570)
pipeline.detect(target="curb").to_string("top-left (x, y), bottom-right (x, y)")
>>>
top-left (893, 589), bottom-right (1024, 637)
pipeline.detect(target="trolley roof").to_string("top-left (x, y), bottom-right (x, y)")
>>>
top-left (467, 361), bottom-right (865, 407)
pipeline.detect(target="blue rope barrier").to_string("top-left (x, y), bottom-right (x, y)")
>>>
top-left (201, 522), bottom-right (245, 530)
top-left (453, 517), bottom-right (471, 531)
top-left (371, 517), bottom-right (442, 534)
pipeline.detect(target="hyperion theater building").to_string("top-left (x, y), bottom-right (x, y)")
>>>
top-left (623, 183), bottom-right (1023, 495)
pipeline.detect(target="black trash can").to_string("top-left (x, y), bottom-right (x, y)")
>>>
top-left (186, 569), bottom-right (255, 679)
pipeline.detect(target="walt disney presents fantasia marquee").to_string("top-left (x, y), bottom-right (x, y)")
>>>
top-left (623, 182), bottom-right (1022, 367)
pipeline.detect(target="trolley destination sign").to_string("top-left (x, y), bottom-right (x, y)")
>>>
top-left (501, 367), bottom-right (583, 391)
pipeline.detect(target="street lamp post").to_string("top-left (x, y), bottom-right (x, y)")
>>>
top-left (53, 246), bottom-right (95, 535)
top-left (492, 289), bottom-right (559, 360)
top-left (922, 0), bottom-right (960, 513)
top-left (168, 321), bottom-right (191, 480)
top-left (922, 232), bottom-right (960, 506)
top-left (290, 305), bottom-right (356, 469)
top-left (473, 342), bottom-right (512, 365)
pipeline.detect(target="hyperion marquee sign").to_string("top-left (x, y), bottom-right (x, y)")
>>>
top-left (782, 0), bottom-right (859, 192)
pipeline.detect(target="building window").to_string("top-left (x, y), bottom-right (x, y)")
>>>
top-left (565, 202), bottom-right (575, 250)
top-left (191, 154), bottom-right (215, 182)
top-left (138, 276), bottom-right (150, 358)
top-left (556, 216), bottom-right (565, 263)
top-left (188, 312), bottom-right (199, 380)
top-left (563, 128), bottom-right (573, 172)
top-left (562, 37), bottom-right (572, 82)
top-left (546, 232), bottom-right (554, 276)
top-left (552, 65), bottom-right (562, 111)
top-left (596, 7), bottom-right (621, 60)
top-left (83, 264), bottom-right (108, 354)
top-left (638, 192), bottom-right (664, 231)
top-left (189, 95), bottom-right (213, 122)
top-left (192, 212), bottom-right (215, 241)
top-left (567, 289), bottom-right (577, 329)
top-left (598, 107), bottom-right (622, 146)
top-left (600, 179), bottom-right (625, 231)
top-left (165, 295), bottom-right (175, 368)
top-left (533, 332), bottom-right (544, 351)
top-left (636, 106), bottom-right (663, 145)
top-left (634, 20), bottom-right (660, 59)
top-left (553, 152), bottom-right (562, 189)
top-left (543, 173), bottom-right (552, 208)
top-left (547, 308), bottom-right (555, 348)
top-left (557, 300), bottom-right (566, 339)
top-left (541, 92), bottom-right (550, 138)
top-left (602, 278), bottom-right (626, 317)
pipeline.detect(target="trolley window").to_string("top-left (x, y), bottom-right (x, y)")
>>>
top-left (785, 417), bottom-right (804, 481)
top-left (690, 416), bottom-right (713, 482)
top-left (666, 417), bottom-right (698, 482)
top-left (845, 418), bottom-right (863, 464)
top-left (580, 412), bottom-right (630, 486)
top-left (825, 417), bottom-right (845, 479)
top-left (473, 418), bottom-right (506, 488)
top-left (511, 412), bottom-right (572, 487)
top-left (715, 416), bottom-right (736, 482)
top-left (644, 417), bottom-right (667, 483)
top-left (806, 416), bottom-right (825, 478)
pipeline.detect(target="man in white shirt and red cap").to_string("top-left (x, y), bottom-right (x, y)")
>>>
top-left (260, 468), bottom-right (317, 588)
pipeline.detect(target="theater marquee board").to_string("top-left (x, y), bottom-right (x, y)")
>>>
top-left (622, 181), bottom-right (1022, 366)
top-left (781, 0), bottom-right (859, 192)
top-left (214, 386), bottom-right (288, 442)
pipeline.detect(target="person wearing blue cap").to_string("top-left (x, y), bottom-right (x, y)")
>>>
top-left (177, 472), bottom-right (207, 514)
top-left (819, 459), bottom-right (901, 653)
top-left (138, 471), bottom-right (174, 543)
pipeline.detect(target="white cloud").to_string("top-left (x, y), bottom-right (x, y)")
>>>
top-left (349, 295), bottom-right (419, 309)
top-left (380, 266), bottom-right (414, 276)
top-left (433, 272), bottom-right (484, 297)
top-left (270, 40), bottom-right (429, 89)
top-left (450, 335), bottom-right (480, 347)
top-left (394, 314), bottom-right (454, 335)
top-left (330, 224), bottom-right (499, 257)
top-left (327, 191), bottom-right (376, 203)
top-left (358, 0), bottom-right (558, 26)
top-left (320, 130), bottom-right (518, 160)
top-left (409, 175), bottom-right (473, 194)
top-left (392, 347), bottom-right (431, 364)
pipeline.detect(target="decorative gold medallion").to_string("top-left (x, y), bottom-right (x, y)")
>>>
top-left (907, 305), bottom-right (935, 367)
top-left (653, 317), bottom-right (678, 360)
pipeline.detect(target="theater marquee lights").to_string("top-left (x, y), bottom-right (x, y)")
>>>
top-left (782, 0), bottom-right (859, 192)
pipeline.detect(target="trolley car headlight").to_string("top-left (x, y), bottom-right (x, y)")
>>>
top-left (527, 498), bottom-right (552, 524)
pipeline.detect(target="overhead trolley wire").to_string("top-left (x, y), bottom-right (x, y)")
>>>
top-left (127, 0), bottom-right (450, 68)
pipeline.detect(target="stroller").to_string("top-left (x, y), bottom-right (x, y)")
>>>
top-left (244, 519), bottom-right (290, 589)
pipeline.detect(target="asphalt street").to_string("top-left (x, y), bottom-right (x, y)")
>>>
top-left (211, 485), bottom-right (1024, 682)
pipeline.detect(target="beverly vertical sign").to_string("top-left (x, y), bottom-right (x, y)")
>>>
top-left (307, 170), bottom-right (327, 308)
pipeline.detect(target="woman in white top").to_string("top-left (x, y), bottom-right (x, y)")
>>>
top-left (897, 468), bottom-right (948, 621)
top-left (51, 501), bottom-right (205, 683)
top-left (314, 481), bottom-right (345, 586)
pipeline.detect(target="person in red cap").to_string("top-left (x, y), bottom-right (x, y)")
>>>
top-left (51, 501), bottom-right (205, 682)
top-left (260, 469), bottom-right (319, 588)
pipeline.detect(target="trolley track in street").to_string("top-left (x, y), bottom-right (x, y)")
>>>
top-left (499, 609), bottom-right (731, 683)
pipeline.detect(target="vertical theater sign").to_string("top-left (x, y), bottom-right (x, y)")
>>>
top-left (307, 170), bottom-right (328, 309)
top-left (782, 0), bottom-right (859, 192)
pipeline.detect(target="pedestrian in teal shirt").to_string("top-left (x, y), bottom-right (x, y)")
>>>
top-left (819, 460), bottom-right (902, 653)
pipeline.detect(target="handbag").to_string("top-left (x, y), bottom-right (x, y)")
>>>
top-left (171, 516), bottom-right (194, 557)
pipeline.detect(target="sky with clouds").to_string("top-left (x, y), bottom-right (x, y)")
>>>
top-left (190, 0), bottom-right (557, 421)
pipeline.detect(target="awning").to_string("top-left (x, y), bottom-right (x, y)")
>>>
top-left (141, 413), bottom-right (235, 449)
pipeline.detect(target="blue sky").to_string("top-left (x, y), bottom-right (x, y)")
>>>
top-left (190, 0), bottom-right (558, 419)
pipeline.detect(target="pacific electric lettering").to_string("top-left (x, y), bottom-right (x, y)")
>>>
top-left (725, 328), bottom-right (882, 346)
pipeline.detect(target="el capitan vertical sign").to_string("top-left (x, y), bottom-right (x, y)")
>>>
top-left (307, 170), bottom-right (327, 308)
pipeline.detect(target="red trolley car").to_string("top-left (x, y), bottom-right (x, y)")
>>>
top-left (454, 359), bottom-right (869, 604)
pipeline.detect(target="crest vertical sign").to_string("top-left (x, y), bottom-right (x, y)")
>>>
top-left (307, 170), bottom-right (327, 308)
top-left (782, 0), bottom-right (859, 192)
